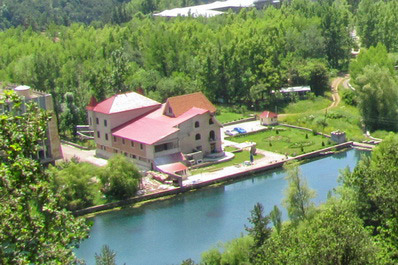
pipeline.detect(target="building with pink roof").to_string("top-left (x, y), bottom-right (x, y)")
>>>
top-left (87, 92), bottom-right (223, 174)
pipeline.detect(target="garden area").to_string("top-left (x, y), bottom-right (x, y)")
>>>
top-left (215, 105), bottom-right (252, 124)
top-left (226, 126), bottom-right (334, 156)
top-left (190, 150), bottom-right (263, 175)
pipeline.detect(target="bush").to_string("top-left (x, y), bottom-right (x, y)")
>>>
top-left (342, 89), bottom-right (357, 106)
top-left (100, 155), bottom-right (142, 201)
top-left (48, 161), bottom-right (101, 211)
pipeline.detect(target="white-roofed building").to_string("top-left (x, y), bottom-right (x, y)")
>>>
top-left (154, 0), bottom-right (281, 17)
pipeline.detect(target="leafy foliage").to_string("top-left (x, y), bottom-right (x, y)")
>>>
top-left (282, 162), bottom-right (316, 222)
top-left (341, 134), bottom-right (398, 260)
top-left (0, 0), bottom-right (352, 131)
top-left (0, 90), bottom-right (89, 263)
top-left (100, 155), bottom-right (142, 201)
top-left (258, 198), bottom-right (383, 264)
top-left (95, 245), bottom-right (117, 265)
top-left (48, 160), bottom-right (102, 211)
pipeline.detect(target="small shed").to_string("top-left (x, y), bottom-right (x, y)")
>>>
top-left (331, 130), bottom-right (346, 144)
top-left (259, 111), bottom-right (278, 126)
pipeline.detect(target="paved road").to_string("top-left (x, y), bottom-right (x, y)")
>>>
top-left (61, 144), bottom-right (107, 166)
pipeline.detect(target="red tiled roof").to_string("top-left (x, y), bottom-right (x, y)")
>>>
top-left (157, 162), bottom-right (187, 174)
top-left (259, 111), bottom-right (278, 118)
top-left (112, 115), bottom-right (179, 145)
top-left (91, 92), bottom-right (160, 114)
top-left (166, 92), bottom-right (216, 117)
top-left (111, 105), bottom-right (209, 145)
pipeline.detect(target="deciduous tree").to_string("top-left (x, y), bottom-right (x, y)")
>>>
top-left (0, 90), bottom-right (88, 263)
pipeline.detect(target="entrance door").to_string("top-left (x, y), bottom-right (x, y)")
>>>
top-left (210, 143), bottom-right (216, 153)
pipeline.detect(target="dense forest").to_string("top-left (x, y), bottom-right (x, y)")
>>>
top-left (0, 0), bottom-right (354, 135)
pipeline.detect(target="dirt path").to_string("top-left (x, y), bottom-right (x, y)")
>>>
top-left (327, 76), bottom-right (344, 110)
top-left (61, 144), bottom-right (107, 166)
top-left (279, 76), bottom-right (348, 118)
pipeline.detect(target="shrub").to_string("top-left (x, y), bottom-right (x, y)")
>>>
top-left (100, 155), bottom-right (142, 201)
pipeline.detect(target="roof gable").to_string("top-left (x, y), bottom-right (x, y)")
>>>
top-left (165, 92), bottom-right (216, 117)
top-left (91, 92), bottom-right (160, 114)
top-left (260, 111), bottom-right (278, 118)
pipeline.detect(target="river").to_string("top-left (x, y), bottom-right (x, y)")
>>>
top-left (75, 148), bottom-right (367, 265)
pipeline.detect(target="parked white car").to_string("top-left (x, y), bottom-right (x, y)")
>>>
top-left (224, 129), bottom-right (239, 136)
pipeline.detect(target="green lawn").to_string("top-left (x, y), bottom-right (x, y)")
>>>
top-left (216, 112), bottom-right (245, 124)
top-left (280, 86), bottom-right (366, 142)
top-left (227, 127), bottom-right (333, 156)
top-left (190, 150), bottom-right (263, 175)
top-left (280, 96), bottom-right (331, 114)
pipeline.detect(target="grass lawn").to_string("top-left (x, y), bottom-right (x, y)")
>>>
top-left (216, 112), bottom-right (246, 124)
top-left (371, 130), bottom-right (396, 139)
top-left (279, 86), bottom-right (366, 142)
top-left (224, 146), bottom-right (240, 152)
top-left (280, 96), bottom-right (331, 114)
top-left (190, 150), bottom-right (263, 175)
top-left (227, 127), bottom-right (333, 156)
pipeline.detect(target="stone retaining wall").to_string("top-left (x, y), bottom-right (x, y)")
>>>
top-left (279, 123), bottom-right (331, 138)
top-left (61, 140), bottom-right (90, 150)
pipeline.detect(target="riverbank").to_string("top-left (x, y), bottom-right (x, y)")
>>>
top-left (73, 141), bottom-right (362, 217)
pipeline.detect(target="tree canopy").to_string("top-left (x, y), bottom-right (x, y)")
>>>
top-left (0, 90), bottom-right (88, 263)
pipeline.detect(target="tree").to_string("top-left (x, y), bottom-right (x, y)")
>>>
top-left (269, 205), bottom-right (282, 233)
top-left (341, 134), bottom-right (398, 260)
top-left (95, 245), bottom-right (117, 265)
top-left (282, 162), bottom-right (316, 222)
top-left (355, 65), bottom-right (398, 131)
top-left (48, 160), bottom-right (101, 211)
top-left (100, 155), bottom-right (142, 201)
top-left (0, 90), bottom-right (88, 263)
top-left (200, 236), bottom-right (253, 265)
top-left (245, 203), bottom-right (271, 249)
top-left (260, 198), bottom-right (384, 264)
top-left (60, 92), bottom-right (80, 137)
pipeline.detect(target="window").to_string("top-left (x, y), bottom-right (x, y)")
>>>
top-left (209, 118), bottom-right (214, 125)
top-left (169, 107), bottom-right (172, 113)
top-left (113, 136), bottom-right (117, 142)
top-left (104, 119), bottom-right (107, 127)
top-left (130, 154), bottom-right (136, 159)
top-left (105, 133), bottom-right (108, 141)
top-left (195, 121), bottom-right (200, 128)
top-left (124, 152), bottom-right (128, 157)
top-left (114, 149), bottom-right (118, 153)
top-left (122, 139), bottom-right (125, 145)
top-left (140, 143), bottom-right (144, 150)
top-left (209, 130), bottom-right (215, 141)
top-left (131, 141), bottom-right (134, 147)
top-left (97, 131), bottom-right (100, 138)
top-left (96, 118), bottom-right (99, 125)
top-left (195, 133), bottom-right (201, 140)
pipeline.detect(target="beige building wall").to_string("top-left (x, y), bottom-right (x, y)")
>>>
top-left (44, 94), bottom-right (62, 160)
top-left (88, 105), bottom-right (161, 151)
top-left (178, 113), bottom-right (222, 156)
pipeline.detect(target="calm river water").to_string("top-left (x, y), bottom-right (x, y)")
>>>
top-left (75, 149), bottom-right (367, 265)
